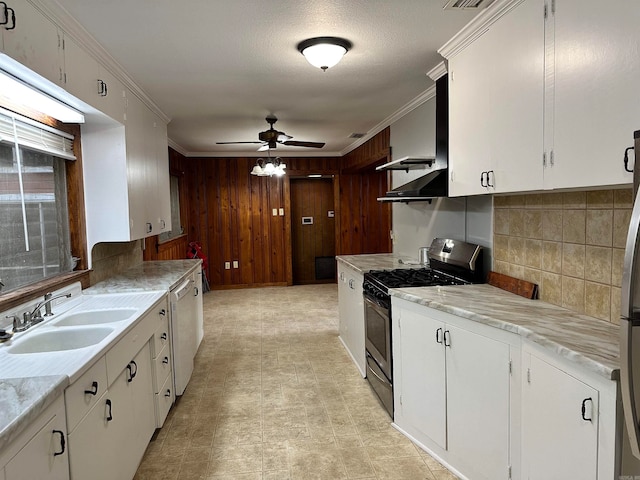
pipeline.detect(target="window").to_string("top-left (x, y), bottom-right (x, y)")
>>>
top-left (158, 174), bottom-right (183, 243)
top-left (0, 108), bottom-right (75, 292)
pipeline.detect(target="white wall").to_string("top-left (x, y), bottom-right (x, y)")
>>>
top-left (389, 96), bottom-right (493, 273)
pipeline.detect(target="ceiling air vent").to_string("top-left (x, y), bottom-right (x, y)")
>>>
top-left (349, 132), bottom-right (366, 139)
top-left (443, 0), bottom-right (494, 9)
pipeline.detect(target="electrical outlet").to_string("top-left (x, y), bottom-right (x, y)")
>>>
top-left (272, 208), bottom-right (278, 216)
top-left (279, 208), bottom-right (284, 216)
top-left (233, 260), bottom-right (239, 269)
top-left (224, 262), bottom-right (231, 269)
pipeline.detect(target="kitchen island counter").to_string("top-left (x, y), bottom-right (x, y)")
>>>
top-left (392, 283), bottom-right (620, 380)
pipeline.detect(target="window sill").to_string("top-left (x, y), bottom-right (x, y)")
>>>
top-left (0, 270), bottom-right (91, 312)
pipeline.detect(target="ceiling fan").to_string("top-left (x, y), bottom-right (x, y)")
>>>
top-left (216, 115), bottom-right (325, 150)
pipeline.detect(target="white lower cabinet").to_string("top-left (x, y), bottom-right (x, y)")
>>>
top-left (522, 352), bottom-right (599, 480)
top-left (68, 342), bottom-right (154, 480)
top-left (337, 263), bottom-right (365, 377)
top-left (392, 298), bottom-right (513, 480)
top-left (2, 396), bottom-right (69, 480)
top-left (65, 297), bottom-right (169, 480)
top-left (392, 297), bottom-right (621, 480)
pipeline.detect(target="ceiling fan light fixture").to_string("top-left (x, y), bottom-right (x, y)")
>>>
top-left (297, 37), bottom-right (352, 71)
top-left (251, 163), bottom-right (265, 176)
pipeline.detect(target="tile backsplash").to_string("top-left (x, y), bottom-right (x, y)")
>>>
top-left (493, 189), bottom-right (633, 323)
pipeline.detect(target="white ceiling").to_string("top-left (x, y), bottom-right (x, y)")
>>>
top-left (52, 0), bottom-right (479, 156)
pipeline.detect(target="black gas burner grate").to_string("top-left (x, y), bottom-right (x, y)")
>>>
top-left (363, 268), bottom-right (470, 297)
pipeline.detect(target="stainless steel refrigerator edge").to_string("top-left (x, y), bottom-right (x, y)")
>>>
top-left (620, 129), bottom-right (640, 475)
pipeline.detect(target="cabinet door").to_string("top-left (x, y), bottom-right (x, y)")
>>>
top-left (396, 308), bottom-right (447, 449)
top-left (124, 92), bottom-right (151, 239)
top-left (347, 271), bottom-right (365, 377)
top-left (1, 0), bottom-right (61, 86)
top-left (489, 0), bottom-right (544, 194)
top-left (338, 267), bottom-right (349, 341)
top-left (154, 115), bottom-right (171, 234)
top-left (449, 0), bottom-right (544, 197)
top-left (61, 34), bottom-right (100, 107)
top-left (96, 65), bottom-right (126, 123)
top-left (446, 324), bottom-right (511, 480)
top-left (448, 28), bottom-right (493, 197)
top-left (5, 402), bottom-right (68, 480)
top-left (549, 0), bottom-right (637, 189)
top-left (127, 342), bottom-right (155, 476)
top-left (67, 391), bottom-right (122, 480)
top-left (522, 354), bottom-right (598, 480)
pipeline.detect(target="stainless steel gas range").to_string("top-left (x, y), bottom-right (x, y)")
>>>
top-left (362, 238), bottom-right (484, 418)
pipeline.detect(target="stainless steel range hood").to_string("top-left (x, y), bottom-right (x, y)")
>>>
top-left (377, 167), bottom-right (448, 203)
top-left (378, 70), bottom-right (449, 203)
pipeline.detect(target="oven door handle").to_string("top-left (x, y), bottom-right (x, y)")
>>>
top-left (367, 360), bottom-right (390, 385)
top-left (364, 294), bottom-right (389, 315)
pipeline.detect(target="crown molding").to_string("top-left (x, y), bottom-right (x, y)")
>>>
top-left (438, 0), bottom-right (524, 59)
top-left (427, 61), bottom-right (447, 81)
top-left (33, 0), bottom-right (171, 124)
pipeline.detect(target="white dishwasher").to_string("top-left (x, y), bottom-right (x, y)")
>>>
top-left (170, 277), bottom-right (198, 396)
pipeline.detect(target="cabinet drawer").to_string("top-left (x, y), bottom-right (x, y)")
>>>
top-left (151, 312), bottom-right (170, 358)
top-left (65, 356), bottom-right (108, 433)
top-left (155, 374), bottom-right (174, 428)
top-left (153, 344), bottom-right (172, 393)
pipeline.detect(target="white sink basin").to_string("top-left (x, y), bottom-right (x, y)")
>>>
top-left (8, 327), bottom-right (114, 354)
top-left (53, 308), bottom-right (137, 327)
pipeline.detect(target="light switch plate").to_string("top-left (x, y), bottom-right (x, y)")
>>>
top-left (279, 208), bottom-right (284, 216)
top-left (272, 208), bottom-right (278, 216)
top-left (233, 260), bottom-right (238, 268)
top-left (224, 262), bottom-right (231, 269)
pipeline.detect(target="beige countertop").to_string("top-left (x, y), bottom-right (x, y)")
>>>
top-left (84, 259), bottom-right (202, 294)
top-left (391, 284), bottom-right (620, 380)
top-left (336, 253), bottom-right (424, 274)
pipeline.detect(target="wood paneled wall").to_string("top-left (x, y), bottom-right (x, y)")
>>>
top-left (338, 129), bottom-right (392, 254)
top-left (149, 133), bottom-right (392, 287)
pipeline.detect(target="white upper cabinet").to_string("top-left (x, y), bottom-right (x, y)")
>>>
top-left (0, 0), bottom-right (62, 86)
top-left (61, 34), bottom-right (126, 123)
top-left (61, 34), bottom-right (100, 106)
top-left (442, 0), bottom-right (636, 195)
top-left (446, 0), bottom-right (545, 197)
top-left (546, 0), bottom-right (638, 189)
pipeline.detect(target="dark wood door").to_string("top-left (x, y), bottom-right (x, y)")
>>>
top-left (290, 178), bottom-right (335, 284)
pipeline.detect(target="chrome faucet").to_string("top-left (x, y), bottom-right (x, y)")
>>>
top-left (25, 292), bottom-right (72, 325)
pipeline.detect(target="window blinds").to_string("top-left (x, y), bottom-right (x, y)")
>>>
top-left (0, 107), bottom-right (76, 160)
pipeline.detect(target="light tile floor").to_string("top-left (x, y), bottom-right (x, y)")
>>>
top-left (134, 284), bottom-right (459, 480)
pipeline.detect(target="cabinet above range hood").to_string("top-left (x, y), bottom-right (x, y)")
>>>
top-left (378, 70), bottom-right (449, 203)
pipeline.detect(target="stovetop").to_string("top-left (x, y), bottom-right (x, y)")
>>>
top-left (364, 267), bottom-right (469, 295)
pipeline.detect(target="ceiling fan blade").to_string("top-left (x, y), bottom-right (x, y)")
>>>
top-left (216, 141), bottom-right (263, 145)
top-left (282, 140), bottom-right (325, 148)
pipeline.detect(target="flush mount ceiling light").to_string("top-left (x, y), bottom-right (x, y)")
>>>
top-left (297, 37), bottom-right (352, 71)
